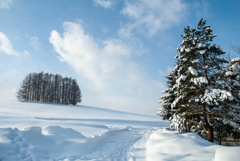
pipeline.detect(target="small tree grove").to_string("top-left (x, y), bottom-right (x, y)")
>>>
top-left (17, 72), bottom-right (82, 105)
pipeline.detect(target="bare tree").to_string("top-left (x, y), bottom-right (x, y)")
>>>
top-left (17, 72), bottom-right (82, 105)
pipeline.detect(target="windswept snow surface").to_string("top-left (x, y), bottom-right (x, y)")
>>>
top-left (0, 101), bottom-right (239, 161)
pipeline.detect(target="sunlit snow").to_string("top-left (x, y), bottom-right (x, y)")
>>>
top-left (0, 101), bottom-right (239, 161)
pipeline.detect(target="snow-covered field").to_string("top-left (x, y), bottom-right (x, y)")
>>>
top-left (0, 102), bottom-right (239, 161)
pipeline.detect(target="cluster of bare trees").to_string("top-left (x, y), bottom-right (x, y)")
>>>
top-left (17, 72), bottom-right (82, 105)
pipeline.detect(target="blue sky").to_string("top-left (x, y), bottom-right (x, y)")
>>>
top-left (0, 0), bottom-right (239, 114)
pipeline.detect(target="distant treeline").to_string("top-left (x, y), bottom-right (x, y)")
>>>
top-left (17, 72), bottom-right (82, 105)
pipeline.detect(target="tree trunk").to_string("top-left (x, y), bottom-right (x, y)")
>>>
top-left (187, 124), bottom-right (191, 132)
top-left (207, 125), bottom-right (214, 142)
top-left (218, 135), bottom-right (222, 145)
top-left (203, 105), bottom-right (214, 142)
top-left (217, 129), bottom-right (222, 145)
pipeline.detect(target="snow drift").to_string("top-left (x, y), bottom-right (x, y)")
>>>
top-left (0, 101), bottom-right (239, 161)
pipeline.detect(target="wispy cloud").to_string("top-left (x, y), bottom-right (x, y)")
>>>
top-left (94, 0), bottom-right (114, 9)
top-left (0, 32), bottom-right (29, 56)
top-left (29, 36), bottom-right (41, 50)
top-left (119, 0), bottom-right (187, 37)
top-left (50, 22), bottom-right (138, 90)
top-left (191, 1), bottom-right (210, 19)
top-left (49, 22), bottom-right (164, 113)
top-left (0, 0), bottom-right (13, 9)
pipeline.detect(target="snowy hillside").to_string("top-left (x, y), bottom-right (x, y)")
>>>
top-left (0, 102), bottom-right (239, 161)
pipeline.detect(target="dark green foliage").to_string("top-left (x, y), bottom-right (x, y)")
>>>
top-left (159, 19), bottom-right (239, 144)
top-left (158, 70), bottom-right (176, 120)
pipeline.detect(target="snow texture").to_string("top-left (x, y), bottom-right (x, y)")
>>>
top-left (203, 89), bottom-right (233, 105)
top-left (191, 77), bottom-right (208, 85)
top-left (231, 57), bottom-right (240, 62)
top-left (199, 50), bottom-right (206, 55)
top-left (0, 101), bottom-right (239, 161)
top-left (197, 43), bottom-right (206, 48)
top-left (185, 48), bottom-right (191, 53)
top-left (188, 66), bottom-right (198, 76)
top-left (225, 57), bottom-right (240, 76)
top-left (176, 75), bottom-right (186, 86)
top-left (225, 71), bottom-right (234, 77)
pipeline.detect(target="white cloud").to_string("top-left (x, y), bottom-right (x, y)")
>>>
top-left (50, 22), bottom-right (138, 89)
top-left (0, 0), bottom-right (13, 9)
top-left (94, 0), bottom-right (114, 9)
top-left (29, 36), bottom-right (41, 50)
top-left (49, 22), bottom-right (165, 114)
top-left (0, 32), bottom-right (29, 56)
top-left (119, 0), bottom-right (187, 37)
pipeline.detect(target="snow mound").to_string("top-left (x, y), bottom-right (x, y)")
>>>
top-left (146, 129), bottom-right (218, 161)
top-left (0, 102), bottom-right (239, 160)
top-left (0, 126), bottom-right (145, 161)
top-left (0, 101), bottom-right (165, 160)
top-left (145, 129), bottom-right (240, 161)
top-left (214, 147), bottom-right (240, 161)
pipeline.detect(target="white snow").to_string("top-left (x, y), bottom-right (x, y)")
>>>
top-left (171, 97), bottom-right (181, 109)
top-left (188, 66), bottom-right (198, 76)
top-left (146, 129), bottom-right (218, 161)
top-left (214, 147), bottom-right (240, 161)
top-left (169, 114), bottom-right (185, 132)
top-left (192, 59), bottom-right (200, 63)
top-left (0, 101), bottom-right (239, 161)
top-left (231, 57), bottom-right (240, 63)
top-left (176, 75), bottom-right (186, 86)
top-left (226, 57), bottom-right (240, 76)
top-left (199, 49), bottom-right (206, 55)
top-left (191, 77), bottom-right (208, 85)
top-left (197, 43), bottom-right (206, 48)
top-left (185, 48), bottom-right (191, 52)
top-left (225, 71), bottom-right (233, 76)
top-left (203, 89), bottom-right (233, 105)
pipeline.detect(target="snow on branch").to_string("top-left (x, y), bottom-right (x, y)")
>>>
top-left (203, 89), bottom-right (233, 105)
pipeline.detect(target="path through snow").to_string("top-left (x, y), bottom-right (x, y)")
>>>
top-left (0, 102), bottom-right (240, 161)
top-left (0, 126), bottom-right (155, 161)
top-left (0, 102), bottom-right (166, 161)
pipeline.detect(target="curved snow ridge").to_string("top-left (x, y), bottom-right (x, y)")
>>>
top-left (145, 128), bottom-right (240, 161)
top-left (213, 147), bottom-right (240, 161)
top-left (35, 117), bottom-right (166, 128)
top-left (0, 126), bottom-right (148, 161)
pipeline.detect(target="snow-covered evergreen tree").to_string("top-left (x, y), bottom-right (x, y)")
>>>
top-left (222, 58), bottom-right (240, 143)
top-left (161, 19), bottom-right (236, 143)
top-left (171, 25), bottom-right (203, 133)
top-left (193, 19), bottom-right (233, 143)
top-left (224, 58), bottom-right (240, 103)
top-left (158, 70), bottom-right (176, 120)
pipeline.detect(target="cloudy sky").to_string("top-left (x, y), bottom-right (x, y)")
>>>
top-left (0, 0), bottom-right (239, 114)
